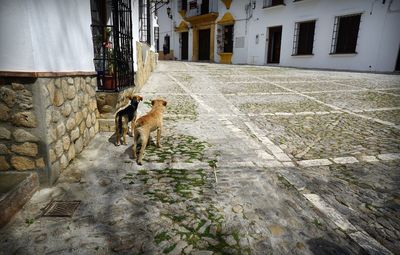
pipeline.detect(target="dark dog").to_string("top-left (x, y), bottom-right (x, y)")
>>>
top-left (115, 95), bottom-right (143, 146)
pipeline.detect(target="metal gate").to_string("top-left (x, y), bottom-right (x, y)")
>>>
top-left (91, 0), bottom-right (134, 91)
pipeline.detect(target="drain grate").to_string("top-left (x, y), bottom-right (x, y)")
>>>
top-left (41, 200), bottom-right (80, 217)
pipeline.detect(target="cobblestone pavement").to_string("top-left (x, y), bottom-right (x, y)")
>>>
top-left (1, 61), bottom-right (399, 254)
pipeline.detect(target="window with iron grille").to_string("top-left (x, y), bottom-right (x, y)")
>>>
top-left (224, 25), bottom-right (234, 53)
top-left (154, 27), bottom-right (160, 52)
top-left (263, 0), bottom-right (284, 8)
top-left (178, 0), bottom-right (187, 11)
top-left (163, 34), bottom-right (170, 55)
top-left (91, 0), bottom-right (134, 91)
top-left (139, 0), bottom-right (151, 45)
top-left (330, 13), bottom-right (361, 54)
top-left (292, 20), bottom-right (315, 55)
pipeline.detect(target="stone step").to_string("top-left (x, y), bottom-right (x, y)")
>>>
top-left (98, 118), bottom-right (115, 132)
top-left (0, 172), bottom-right (39, 228)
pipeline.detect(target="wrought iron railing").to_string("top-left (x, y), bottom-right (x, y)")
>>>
top-left (91, 0), bottom-right (134, 91)
top-left (186, 0), bottom-right (218, 18)
top-left (263, 0), bottom-right (285, 8)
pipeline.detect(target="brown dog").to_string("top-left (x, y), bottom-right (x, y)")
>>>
top-left (133, 99), bottom-right (167, 165)
top-left (115, 95), bottom-right (143, 146)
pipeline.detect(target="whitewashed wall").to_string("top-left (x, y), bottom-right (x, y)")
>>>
top-left (132, 0), bottom-right (140, 71)
top-left (245, 0), bottom-right (400, 72)
top-left (155, 0), bottom-right (400, 72)
top-left (0, 0), bottom-right (95, 72)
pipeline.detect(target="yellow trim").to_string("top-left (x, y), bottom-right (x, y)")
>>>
top-left (219, 53), bottom-right (232, 64)
top-left (185, 13), bottom-right (219, 63)
top-left (178, 10), bottom-right (186, 18)
top-left (175, 21), bottom-right (189, 32)
top-left (221, 0), bottom-right (232, 9)
top-left (217, 12), bottom-right (235, 26)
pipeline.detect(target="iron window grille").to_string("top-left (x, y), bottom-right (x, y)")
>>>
top-left (217, 24), bottom-right (234, 54)
top-left (154, 27), bottom-right (160, 52)
top-left (186, 0), bottom-right (218, 17)
top-left (224, 25), bottom-right (234, 53)
top-left (139, 0), bottom-right (151, 45)
top-left (330, 13), bottom-right (361, 54)
top-left (263, 0), bottom-right (285, 8)
top-left (91, 0), bottom-right (134, 91)
top-left (178, 0), bottom-right (188, 11)
top-left (163, 34), bottom-right (170, 55)
top-left (292, 20), bottom-right (315, 55)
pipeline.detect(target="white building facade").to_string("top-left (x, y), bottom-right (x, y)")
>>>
top-left (157, 0), bottom-right (400, 72)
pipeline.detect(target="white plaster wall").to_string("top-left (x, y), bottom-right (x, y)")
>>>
top-left (153, 0), bottom-right (400, 72)
top-left (246, 0), bottom-right (400, 72)
top-left (132, 0), bottom-right (140, 71)
top-left (158, 3), bottom-right (176, 56)
top-left (0, 0), bottom-right (95, 72)
top-left (0, 0), bottom-right (35, 71)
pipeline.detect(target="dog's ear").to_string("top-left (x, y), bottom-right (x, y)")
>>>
top-left (137, 96), bottom-right (143, 102)
top-left (151, 99), bottom-right (155, 106)
top-left (126, 95), bottom-right (133, 100)
top-left (162, 100), bottom-right (167, 106)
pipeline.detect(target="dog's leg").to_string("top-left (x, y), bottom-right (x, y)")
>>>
top-left (122, 127), bottom-right (128, 145)
top-left (132, 130), bottom-right (139, 159)
top-left (115, 117), bottom-right (120, 146)
top-left (130, 119), bottom-right (135, 137)
top-left (156, 126), bottom-right (162, 148)
top-left (137, 131), bottom-right (148, 165)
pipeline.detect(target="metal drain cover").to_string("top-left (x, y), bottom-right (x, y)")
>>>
top-left (42, 200), bottom-right (80, 217)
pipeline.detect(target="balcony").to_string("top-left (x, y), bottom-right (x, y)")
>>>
top-left (263, 0), bottom-right (285, 9)
top-left (186, 0), bottom-right (218, 18)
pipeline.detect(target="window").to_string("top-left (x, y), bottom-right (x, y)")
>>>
top-left (292, 20), bottom-right (315, 55)
top-left (154, 27), bottom-right (159, 52)
top-left (263, 0), bottom-right (284, 8)
top-left (331, 14), bottom-right (361, 54)
top-left (217, 24), bottom-right (234, 53)
top-left (224, 25), bottom-right (234, 53)
top-left (163, 34), bottom-right (170, 55)
top-left (139, 0), bottom-right (151, 45)
top-left (178, 0), bottom-right (187, 11)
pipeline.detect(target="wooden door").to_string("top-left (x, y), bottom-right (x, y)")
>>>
top-left (181, 32), bottom-right (188, 60)
top-left (198, 29), bottom-right (210, 61)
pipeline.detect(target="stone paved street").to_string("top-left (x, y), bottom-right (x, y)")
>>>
top-left (1, 61), bottom-right (399, 254)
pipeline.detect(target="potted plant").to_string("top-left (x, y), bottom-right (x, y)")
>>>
top-left (103, 39), bottom-right (115, 90)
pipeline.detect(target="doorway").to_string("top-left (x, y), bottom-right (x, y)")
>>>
top-left (267, 26), bottom-right (282, 64)
top-left (198, 29), bottom-right (210, 61)
top-left (396, 46), bottom-right (400, 71)
top-left (181, 31), bottom-right (189, 60)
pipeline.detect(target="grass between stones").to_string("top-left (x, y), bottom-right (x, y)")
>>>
top-left (122, 167), bottom-right (250, 254)
top-left (143, 134), bottom-right (210, 163)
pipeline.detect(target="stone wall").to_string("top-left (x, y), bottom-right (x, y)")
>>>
top-left (0, 76), bottom-right (99, 185)
top-left (0, 78), bottom-right (44, 177)
top-left (135, 42), bottom-right (157, 88)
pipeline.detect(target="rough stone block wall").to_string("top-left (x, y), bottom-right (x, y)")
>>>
top-left (135, 42), bottom-right (157, 88)
top-left (0, 79), bottom-right (44, 177)
top-left (44, 77), bottom-right (99, 183)
top-left (0, 76), bottom-right (99, 185)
